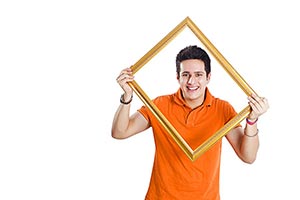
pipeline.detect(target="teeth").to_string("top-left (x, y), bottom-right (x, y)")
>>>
top-left (188, 87), bottom-right (198, 90)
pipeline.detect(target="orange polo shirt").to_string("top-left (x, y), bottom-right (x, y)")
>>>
top-left (138, 88), bottom-right (238, 200)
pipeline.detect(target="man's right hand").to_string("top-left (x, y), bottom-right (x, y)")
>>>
top-left (116, 68), bottom-right (134, 101)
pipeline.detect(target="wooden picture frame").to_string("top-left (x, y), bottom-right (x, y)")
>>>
top-left (128, 17), bottom-right (257, 161)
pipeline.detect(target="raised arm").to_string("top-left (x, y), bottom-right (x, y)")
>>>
top-left (111, 68), bottom-right (149, 139)
top-left (226, 94), bottom-right (269, 163)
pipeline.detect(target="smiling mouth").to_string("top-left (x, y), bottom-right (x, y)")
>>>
top-left (187, 86), bottom-right (199, 91)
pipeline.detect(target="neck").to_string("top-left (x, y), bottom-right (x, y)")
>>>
top-left (186, 98), bottom-right (204, 109)
top-left (181, 90), bottom-right (205, 109)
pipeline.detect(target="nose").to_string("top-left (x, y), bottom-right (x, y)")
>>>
top-left (187, 74), bottom-right (196, 84)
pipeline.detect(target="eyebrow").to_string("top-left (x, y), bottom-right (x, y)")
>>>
top-left (181, 71), bottom-right (205, 74)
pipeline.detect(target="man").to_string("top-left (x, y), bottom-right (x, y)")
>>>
top-left (112, 45), bottom-right (269, 199)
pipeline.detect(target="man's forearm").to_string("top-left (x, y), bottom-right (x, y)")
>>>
top-left (240, 120), bottom-right (260, 163)
top-left (111, 103), bottom-right (131, 139)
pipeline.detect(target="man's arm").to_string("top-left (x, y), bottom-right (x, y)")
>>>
top-left (111, 68), bottom-right (150, 139)
top-left (226, 125), bottom-right (259, 164)
top-left (226, 94), bottom-right (269, 163)
top-left (111, 102), bottom-right (149, 139)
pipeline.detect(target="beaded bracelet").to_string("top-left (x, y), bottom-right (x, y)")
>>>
top-left (120, 94), bottom-right (133, 105)
top-left (246, 117), bottom-right (258, 125)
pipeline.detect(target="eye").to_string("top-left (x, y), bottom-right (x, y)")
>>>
top-left (181, 73), bottom-right (189, 77)
top-left (195, 73), bottom-right (203, 77)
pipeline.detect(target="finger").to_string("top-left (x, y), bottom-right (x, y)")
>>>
top-left (249, 99), bottom-right (268, 118)
top-left (250, 94), bottom-right (262, 102)
top-left (116, 68), bottom-right (132, 79)
top-left (249, 94), bottom-right (267, 106)
top-left (248, 95), bottom-right (269, 119)
top-left (120, 76), bottom-right (134, 86)
top-left (117, 72), bottom-right (134, 83)
top-left (248, 95), bottom-right (260, 105)
top-left (262, 97), bottom-right (269, 106)
top-left (248, 97), bottom-right (264, 113)
top-left (249, 103), bottom-right (261, 116)
top-left (256, 97), bottom-right (269, 110)
top-left (117, 74), bottom-right (135, 90)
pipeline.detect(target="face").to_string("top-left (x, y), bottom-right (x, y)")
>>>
top-left (177, 59), bottom-right (210, 107)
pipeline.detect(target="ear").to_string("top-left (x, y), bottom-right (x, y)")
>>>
top-left (206, 73), bottom-right (211, 83)
top-left (176, 73), bottom-right (180, 81)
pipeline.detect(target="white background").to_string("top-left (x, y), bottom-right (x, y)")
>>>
top-left (1, 0), bottom-right (299, 199)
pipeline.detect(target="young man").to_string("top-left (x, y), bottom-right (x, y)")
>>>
top-left (112, 45), bottom-right (269, 200)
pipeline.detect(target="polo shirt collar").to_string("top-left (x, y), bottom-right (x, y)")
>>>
top-left (173, 88), bottom-right (213, 107)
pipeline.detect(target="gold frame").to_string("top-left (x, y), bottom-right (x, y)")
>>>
top-left (128, 17), bottom-right (257, 161)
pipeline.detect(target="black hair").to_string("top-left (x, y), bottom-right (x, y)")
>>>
top-left (175, 45), bottom-right (211, 77)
